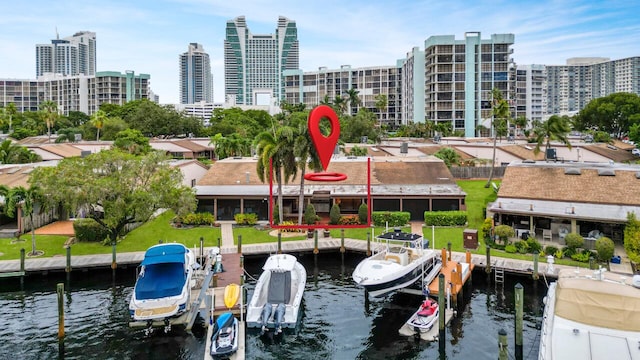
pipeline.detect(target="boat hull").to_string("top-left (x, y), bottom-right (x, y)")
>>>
top-left (246, 254), bottom-right (306, 329)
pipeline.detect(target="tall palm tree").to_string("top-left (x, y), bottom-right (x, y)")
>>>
top-left (320, 95), bottom-right (332, 107)
top-left (532, 115), bottom-right (572, 161)
top-left (293, 123), bottom-right (321, 225)
top-left (346, 88), bottom-right (361, 115)
top-left (374, 94), bottom-right (388, 127)
top-left (2, 102), bottom-right (17, 133)
top-left (486, 88), bottom-right (510, 188)
top-left (39, 100), bottom-right (58, 143)
top-left (333, 95), bottom-right (347, 115)
top-left (5, 186), bottom-right (44, 256)
top-left (254, 125), bottom-right (297, 224)
top-left (514, 116), bottom-right (529, 137)
top-left (91, 109), bottom-right (108, 141)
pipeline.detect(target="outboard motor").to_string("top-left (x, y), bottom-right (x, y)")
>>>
top-left (260, 303), bottom-right (273, 333)
top-left (274, 303), bottom-right (286, 334)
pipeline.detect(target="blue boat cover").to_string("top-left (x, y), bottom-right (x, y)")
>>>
top-left (135, 262), bottom-right (187, 300)
top-left (141, 244), bottom-right (187, 266)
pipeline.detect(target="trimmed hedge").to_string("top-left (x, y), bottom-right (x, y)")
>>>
top-left (423, 211), bottom-right (467, 226)
top-left (73, 218), bottom-right (109, 242)
top-left (372, 211), bottom-right (410, 227)
top-left (330, 204), bottom-right (341, 225)
top-left (358, 204), bottom-right (368, 224)
top-left (180, 212), bottom-right (215, 226)
top-left (234, 213), bottom-right (258, 225)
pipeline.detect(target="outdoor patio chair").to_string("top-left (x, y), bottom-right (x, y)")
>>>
top-left (543, 229), bottom-right (552, 241)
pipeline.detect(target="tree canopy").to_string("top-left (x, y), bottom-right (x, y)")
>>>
top-left (574, 93), bottom-right (640, 137)
top-left (29, 150), bottom-right (196, 243)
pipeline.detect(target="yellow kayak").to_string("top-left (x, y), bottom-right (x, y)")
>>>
top-left (224, 283), bottom-right (240, 309)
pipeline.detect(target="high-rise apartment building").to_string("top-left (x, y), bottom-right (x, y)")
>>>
top-left (0, 79), bottom-right (42, 112)
top-left (179, 43), bottom-right (213, 104)
top-left (424, 32), bottom-right (515, 137)
top-left (283, 64), bottom-right (403, 127)
top-left (36, 31), bottom-right (96, 77)
top-left (400, 47), bottom-right (425, 124)
top-left (513, 64), bottom-right (546, 126)
top-left (224, 16), bottom-right (299, 105)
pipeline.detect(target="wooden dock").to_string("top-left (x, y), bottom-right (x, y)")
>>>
top-left (428, 249), bottom-right (474, 298)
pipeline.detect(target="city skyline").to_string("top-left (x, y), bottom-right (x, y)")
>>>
top-left (1, 0), bottom-right (639, 105)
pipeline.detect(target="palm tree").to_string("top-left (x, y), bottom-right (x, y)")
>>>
top-left (320, 95), bottom-right (332, 107)
top-left (1, 102), bottom-right (17, 133)
top-left (374, 94), bottom-right (388, 127)
top-left (333, 95), bottom-right (347, 115)
top-left (346, 88), bottom-right (361, 115)
top-left (514, 116), bottom-right (529, 137)
top-left (5, 186), bottom-right (44, 256)
top-left (293, 123), bottom-right (321, 225)
top-left (91, 109), bottom-right (108, 141)
top-left (39, 100), bottom-right (58, 143)
top-left (254, 125), bottom-right (297, 224)
top-left (532, 115), bottom-right (572, 161)
top-left (486, 88), bottom-right (510, 188)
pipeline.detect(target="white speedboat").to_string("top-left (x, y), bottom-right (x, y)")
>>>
top-left (128, 243), bottom-right (196, 328)
top-left (246, 254), bottom-right (306, 333)
top-left (352, 229), bottom-right (440, 297)
top-left (538, 268), bottom-right (640, 360)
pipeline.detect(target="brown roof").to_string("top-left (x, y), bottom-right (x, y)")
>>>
top-left (415, 145), bottom-right (475, 160)
top-left (583, 143), bottom-right (636, 163)
top-left (0, 166), bottom-right (34, 188)
top-left (499, 144), bottom-right (545, 161)
top-left (197, 157), bottom-right (455, 186)
top-left (498, 163), bottom-right (640, 206)
top-left (38, 144), bottom-right (82, 158)
top-left (173, 139), bottom-right (210, 152)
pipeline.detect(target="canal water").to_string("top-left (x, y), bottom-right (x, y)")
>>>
top-left (0, 252), bottom-right (545, 359)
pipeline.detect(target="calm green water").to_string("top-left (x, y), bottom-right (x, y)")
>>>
top-left (0, 253), bottom-right (545, 359)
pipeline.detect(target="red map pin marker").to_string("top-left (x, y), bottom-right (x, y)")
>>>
top-left (308, 105), bottom-right (340, 171)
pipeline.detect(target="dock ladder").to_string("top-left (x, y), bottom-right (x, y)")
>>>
top-left (494, 266), bottom-right (505, 286)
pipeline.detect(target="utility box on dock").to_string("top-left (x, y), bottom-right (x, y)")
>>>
top-left (463, 229), bottom-right (478, 249)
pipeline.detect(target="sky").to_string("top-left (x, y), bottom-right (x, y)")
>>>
top-left (1, 0), bottom-right (639, 105)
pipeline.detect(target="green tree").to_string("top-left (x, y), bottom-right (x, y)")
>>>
top-left (5, 186), bottom-right (44, 256)
top-left (293, 122), bottom-right (321, 225)
top-left (29, 150), bottom-right (196, 244)
top-left (624, 212), bottom-right (640, 264)
top-left (1, 102), bottom-right (18, 133)
top-left (55, 128), bottom-right (82, 143)
top-left (374, 94), bottom-right (388, 127)
top-left (329, 203), bottom-right (341, 225)
top-left (39, 100), bottom-right (59, 142)
top-left (254, 126), bottom-right (297, 224)
top-left (113, 129), bottom-right (151, 155)
top-left (595, 237), bottom-right (614, 262)
top-left (333, 95), bottom-right (347, 115)
top-left (210, 133), bottom-right (251, 159)
top-left (340, 109), bottom-right (381, 143)
top-left (358, 203), bottom-right (368, 224)
top-left (574, 93), bottom-right (640, 137)
top-left (304, 203), bottom-right (316, 225)
top-left (0, 140), bottom-right (41, 164)
top-left (486, 88), bottom-right (510, 188)
top-left (346, 88), bottom-right (361, 115)
top-left (513, 116), bottom-right (529, 137)
top-left (531, 115), bottom-right (572, 161)
top-left (433, 147), bottom-right (461, 168)
top-left (91, 109), bottom-right (108, 141)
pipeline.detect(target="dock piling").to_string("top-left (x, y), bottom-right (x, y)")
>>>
top-left (498, 328), bottom-right (508, 360)
top-left (441, 248), bottom-right (447, 268)
top-left (237, 235), bottom-right (242, 254)
top-left (438, 273), bottom-right (446, 349)
top-left (366, 232), bottom-right (371, 256)
top-left (66, 246), bottom-right (71, 282)
top-left (20, 248), bottom-right (25, 287)
top-left (515, 283), bottom-right (524, 360)
top-left (532, 253), bottom-right (539, 281)
top-left (277, 232), bottom-right (282, 254)
top-left (57, 283), bottom-right (64, 339)
top-left (111, 241), bottom-right (117, 278)
top-left (447, 242), bottom-right (451, 261)
top-left (313, 230), bottom-right (319, 255)
top-left (199, 237), bottom-right (204, 266)
top-left (217, 237), bottom-right (221, 248)
top-left (485, 245), bottom-right (491, 275)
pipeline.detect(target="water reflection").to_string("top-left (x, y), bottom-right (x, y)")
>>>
top-left (0, 253), bottom-right (544, 360)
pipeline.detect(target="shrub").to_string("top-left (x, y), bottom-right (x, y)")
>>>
top-left (358, 203), bottom-right (368, 224)
top-left (304, 203), bottom-right (317, 225)
top-left (494, 225), bottom-right (515, 244)
top-left (181, 212), bottom-right (215, 226)
top-left (554, 249), bottom-right (564, 259)
top-left (339, 215), bottom-right (361, 225)
top-left (423, 211), bottom-right (467, 226)
top-left (544, 245), bottom-right (559, 256)
top-left (279, 221), bottom-right (304, 233)
top-left (73, 218), bottom-right (109, 242)
top-left (505, 244), bottom-right (517, 253)
top-left (514, 240), bottom-right (529, 254)
top-left (565, 233), bottom-right (584, 249)
top-left (595, 236), bottom-right (615, 262)
top-left (526, 236), bottom-right (542, 254)
top-left (562, 246), bottom-right (576, 258)
top-left (571, 251), bottom-right (591, 262)
top-left (372, 211), bottom-right (410, 227)
top-left (234, 213), bottom-right (257, 225)
top-left (481, 218), bottom-right (493, 241)
top-left (329, 204), bottom-right (341, 225)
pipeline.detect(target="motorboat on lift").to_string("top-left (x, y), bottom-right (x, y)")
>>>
top-left (246, 254), bottom-right (306, 333)
top-left (352, 228), bottom-right (440, 297)
top-left (538, 268), bottom-right (640, 359)
top-left (128, 243), bottom-right (196, 331)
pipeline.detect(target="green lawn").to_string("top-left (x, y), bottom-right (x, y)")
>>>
top-left (0, 179), bottom-right (587, 266)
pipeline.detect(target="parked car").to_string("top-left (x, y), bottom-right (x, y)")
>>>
top-left (632, 148), bottom-right (640, 157)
